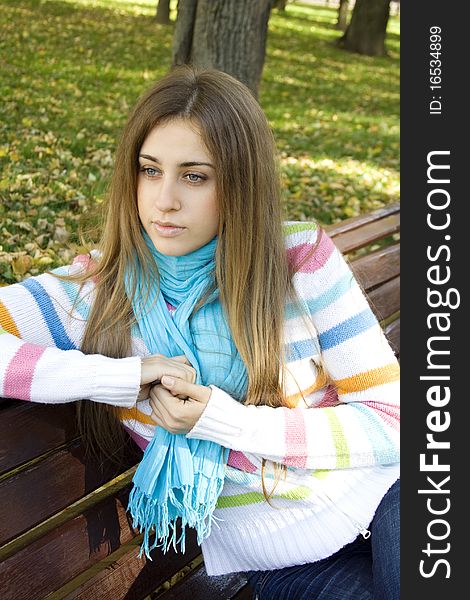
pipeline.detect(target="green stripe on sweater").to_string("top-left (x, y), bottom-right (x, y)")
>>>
top-left (325, 408), bottom-right (350, 468)
top-left (216, 484), bottom-right (312, 509)
top-left (312, 469), bottom-right (329, 480)
top-left (283, 222), bottom-right (317, 237)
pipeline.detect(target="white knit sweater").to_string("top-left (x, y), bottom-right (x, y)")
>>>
top-left (0, 223), bottom-right (400, 574)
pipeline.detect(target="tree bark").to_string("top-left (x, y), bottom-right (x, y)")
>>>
top-left (172, 0), bottom-right (273, 98)
top-left (335, 0), bottom-right (349, 31)
top-left (172, 0), bottom-right (198, 65)
top-left (155, 0), bottom-right (171, 24)
top-left (337, 0), bottom-right (391, 57)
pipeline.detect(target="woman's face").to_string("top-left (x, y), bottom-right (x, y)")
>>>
top-left (137, 119), bottom-right (219, 256)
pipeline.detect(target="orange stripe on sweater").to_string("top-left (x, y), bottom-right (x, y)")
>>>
top-left (117, 406), bottom-right (155, 426)
top-left (0, 301), bottom-right (20, 337)
top-left (284, 371), bottom-right (329, 408)
top-left (335, 363), bottom-right (400, 395)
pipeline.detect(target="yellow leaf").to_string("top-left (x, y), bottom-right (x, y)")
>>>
top-left (37, 256), bottom-right (54, 266)
top-left (12, 255), bottom-right (33, 276)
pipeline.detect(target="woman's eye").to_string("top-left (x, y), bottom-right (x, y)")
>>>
top-left (185, 173), bottom-right (205, 183)
top-left (140, 166), bottom-right (159, 177)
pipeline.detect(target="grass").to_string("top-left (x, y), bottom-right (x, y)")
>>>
top-left (0, 0), bottom-right (399, 283)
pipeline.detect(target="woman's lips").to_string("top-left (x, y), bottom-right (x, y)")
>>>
top-left (152, 222), bottom-right (186, 237)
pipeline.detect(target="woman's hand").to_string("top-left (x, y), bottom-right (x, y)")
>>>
top-left (149, 376), bottom-right (212, 434)
top-left (139, 354), bottom-right (196, 400)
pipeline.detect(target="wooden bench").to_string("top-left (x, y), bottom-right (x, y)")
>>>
top-left (0, 203), bottom-right (400, 600)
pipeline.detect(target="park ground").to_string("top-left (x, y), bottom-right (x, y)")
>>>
top-left (0, 0), bottom-right (399, 283)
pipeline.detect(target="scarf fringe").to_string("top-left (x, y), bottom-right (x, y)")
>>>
top-left (128, 470), bottom-right (226, 559)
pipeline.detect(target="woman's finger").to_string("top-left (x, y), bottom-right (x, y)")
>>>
top-left (150, 386), bottom-right (176, 426)
top-left (169, 356), bottom-right (196, 383)
top-left (171, 355), bottom-right (192, 366)
top-left (141, 355), bottom-right (196, 385)
top-left (160, 377), bottom-right (211, 404)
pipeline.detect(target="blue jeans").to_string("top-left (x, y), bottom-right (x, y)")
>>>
top-left (245, 479), bottom-right (400, 600)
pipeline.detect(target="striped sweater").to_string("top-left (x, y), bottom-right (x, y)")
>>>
top-left (0, 223), bottom-right (400, 575)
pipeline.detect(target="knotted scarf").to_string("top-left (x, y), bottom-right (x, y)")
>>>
top-left (126, 232), bottom-right (248, 558)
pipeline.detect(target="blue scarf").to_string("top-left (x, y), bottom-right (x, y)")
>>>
top-left (126, 233), bottom-right (248, 557)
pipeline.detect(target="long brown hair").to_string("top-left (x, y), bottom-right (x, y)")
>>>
top-left (66, 66), bottom-right (313, 500)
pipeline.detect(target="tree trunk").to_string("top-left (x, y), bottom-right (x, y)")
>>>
top-left (172, 0), bottom-right (273, 98)
top-left (155, 0), bottom-right (171, 24)
top-left (273, 0), bottom-right (288, 10)
top-left (335, 0), bottom-right (349, 31)
top-left (172, 0), bottom-right (198, 65)
top-left (337, 0), bottom-right (391, 57)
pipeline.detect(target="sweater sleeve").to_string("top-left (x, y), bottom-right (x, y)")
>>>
top-left (186, 224), bottom-right (400, 470)
top-left (0, 261), bottom-right (141, 406)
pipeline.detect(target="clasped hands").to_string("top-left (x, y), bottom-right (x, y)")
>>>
top-left (139, 354), bottom-right (211, 435)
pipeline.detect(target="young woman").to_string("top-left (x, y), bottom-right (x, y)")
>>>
top-left (0, 67), bottom-right (399, 599)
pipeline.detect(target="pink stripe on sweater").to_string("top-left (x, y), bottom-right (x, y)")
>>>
top-left (316, 384), bottom-right (340, 408)
top-left (165, 301), bottom-right (177, 315)
top-left (123, 425), bottom-right (149, 452)
top-left (4, 343), bottom-right (47, 400)
top-left (362, 401), bottom-right (400, 431)
top-left (282, 407), bottom-right (308, 468)
top-left (73, 254), bottom-right (94, 270)
top-left (287, 230), bottom-right (335, 274)
top-left (72, 254), bottom-right (98, 283)
top-left (227, 450), bottom-right (257, 473)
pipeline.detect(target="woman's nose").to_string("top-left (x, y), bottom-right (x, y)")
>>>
top-left (154, 178), bottom-right (181, 212)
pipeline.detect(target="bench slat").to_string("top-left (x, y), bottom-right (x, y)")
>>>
top-left (0, 402), bottom-right (77, 475)
top-left (160, 563), bottom-right (249, 600)
top-left (0, 468), bottom-right (139, 563)
top-left (232, 585), bottom-right (254, 600)
top-left (0, 495), bottom-right (135, 600)
top-left (0, 444), bottom-right (87, 545)
top-left (384, 318), bottom-right (400, 357)
top-left (367, 276), bottom-right (400, 323)
top-left (0, 492), bottom-right (202, 600)
top-left (325, 203), bottom-right (400, 238)
top-left (351, 244), bottom-right (400, 291)
top-left (329, 214), bottom-right (400, 254)
top-left (0, 443), bottom-right (137, 546)
top-left (58, 536), bottom-right (201, 600)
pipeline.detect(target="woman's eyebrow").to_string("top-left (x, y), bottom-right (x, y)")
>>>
top-left (139, 154), bottom-right (214, 168)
